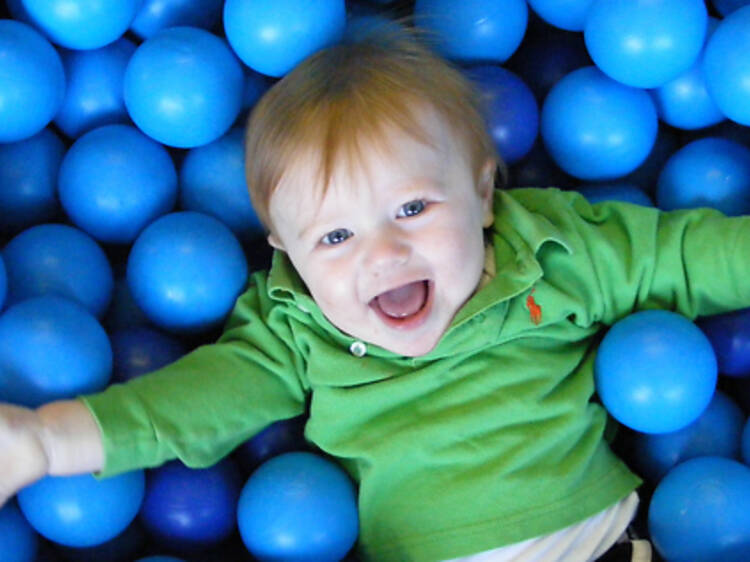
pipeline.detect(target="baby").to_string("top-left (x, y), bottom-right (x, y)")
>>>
top-left (3, 28), bottom-right (750, 562)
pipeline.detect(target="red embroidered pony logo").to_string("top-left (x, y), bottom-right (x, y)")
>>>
top-left (526, 288), bottom-right (542, 325)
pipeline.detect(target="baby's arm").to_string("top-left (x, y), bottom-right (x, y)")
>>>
top-left (0, 400), bottom-right (103, 507)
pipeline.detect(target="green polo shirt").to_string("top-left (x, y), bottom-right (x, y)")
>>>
top-left (83, 188), bottom-right (750, 561)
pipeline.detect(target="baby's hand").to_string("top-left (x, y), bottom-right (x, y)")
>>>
top-left (0, 403), bottom-right (49, 507)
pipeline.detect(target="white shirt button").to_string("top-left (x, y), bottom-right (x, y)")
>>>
top-left (349, 341), bottom-right (367, 357)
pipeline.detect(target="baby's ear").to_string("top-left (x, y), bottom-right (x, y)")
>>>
top-left (267, 232), bottom-right (285, 251)
top-left (479, 159), bottom-right (496, 228)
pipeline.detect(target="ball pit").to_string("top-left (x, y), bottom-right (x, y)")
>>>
top-left (0, 3), bottom-right (749, 560)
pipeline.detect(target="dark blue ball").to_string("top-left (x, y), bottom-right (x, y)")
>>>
top-left (465, 66), bottom-right (538, 165)
top-left (699, 308), bottom-right (750, 377)
top-left (111, 326), bottom-right (188, 382)
top-left (235, 416), bottom-right (307, 473)
top-left (237, 452), bottom-right (358, 561)
top-left (0, 128), bottom-right (64, 235)
top-left (633, 390), bottom-right (745, 482)
top-left (131, 0), bottom-right (223, 39)
top-left (139, 460), bottom-right (242, 552)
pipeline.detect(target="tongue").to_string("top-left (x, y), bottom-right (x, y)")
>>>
top-left (375, 281), bottom-right (427, 318)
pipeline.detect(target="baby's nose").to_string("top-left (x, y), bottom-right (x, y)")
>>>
top-left (363, 230), bottom-right (410, 273)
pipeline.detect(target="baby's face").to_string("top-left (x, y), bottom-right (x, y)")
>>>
top-left (268, 109), bottom-right (494, 357)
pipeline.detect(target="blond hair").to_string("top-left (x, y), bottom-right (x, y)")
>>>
top-left (244, 25), bottom-right (500, 232)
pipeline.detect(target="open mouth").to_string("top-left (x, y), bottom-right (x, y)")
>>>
top-left (369, 280), bottom-right (433, 330)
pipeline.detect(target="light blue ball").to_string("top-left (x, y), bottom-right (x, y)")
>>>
top-left (541, 66), bottom-right (657, 180)
top-left (127, 212), bottom-right (248, 333)
top-left (0, 296), bottom-right (112, 407)
top-left (180, 127), bottom-right (263, 243)
top-left (2, 224), bottom-right (113, 317)
top-left (595, 310), bottom-right (717, 434)
top-left (656, 137), bottom-right (750, 216)
top-left (704, 5), bottom-right (750, 126)
top-left (59, 124), bottom-right (178, 244)
top-left (55, 38), bottom-right (136, 139)
top-left (584, 0), bottom-right (707, 88)
top-left (0, 20), bottom-right (64, 143)
top-left (650, 18), bottom-right (724, 131)
top-left (22, 0), bottom-right (140, 50)
top-left (633, 390), bottom-right (745, 482)
top-left (124, 27), bottom-right (244, 148)
top-left (527, 0), bottom-right (595, 32)
top-left (648, 457), bottom-right (750, 561)
top-left (414, 0), bottom-right (527, 63)
top-left (224, 0), bottom-right (346, 77)
top-left (0, 501), bottom-right (37, 562)
top-left (18, 470), bottom-right (145, 548)
top-left (131, 0), bottom-right (224, 39)
top-left (0, 128), bottom-right (64, 234)
top-left (237, 452), bottom-right (358, 561)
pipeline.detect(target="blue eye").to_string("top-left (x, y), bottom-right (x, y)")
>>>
top-left (322, 228), bottom-right (353, 245)
top-left (398, 200), bottom-right (426, 218)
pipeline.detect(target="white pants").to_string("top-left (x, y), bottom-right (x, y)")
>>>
top-left (446, 492), bottom-right (645, 562)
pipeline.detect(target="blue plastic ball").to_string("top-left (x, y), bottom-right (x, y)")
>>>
top-left (180, 127), bottom-right (263, 243)
top-left (124, 27), bottom-right (244, 148)
top-left (131, 0), bottom-right (224, 39)
top-left (648, 457), bottom-right (750, 561)
top-left (59, 124), bottom-right (178, 244)
top-left (103, 276), bottom-right (152, 332)
top-left (237, 452), bottom-right (358, 561)
top-left (414, 0), bottom-right (527, 64)
top-left (742, 417), bottom-right (750, 464)
top-left (224, 0), bottom-right (346, 77)
top-left (584, 0), bottom-right (707, 89)
top-left (3, 224), bottom-right (113, 317)
top-left (55, 38), bottom-right (136, 139)
top-left (656, 137), bottom-right (750, 216)
top-left (0, 296), bottom-right (112, 407)
top-left (0, 20), bottom-right (64, 143)
top-left (0, 256), bottom-right (6, 312)
top-left (464, 66), bottom-right (538, 165)
top-left (576, 184), bottom-right (653, 206)
top-left (699, 308), bottom-right (750, 377)
top-left (633, 390), bottom-right (745, 482)
top-left (507, 31), bottom-right (591, 101)
top-left (509, 141), bottom-right (572, 189)
top-left (111, 326), bottom-right (187, 382)
top-left (541, 66), bottom-right (657, 180)
top-left (623, 126), bottom-right (680, 195)
top-left (527, 0), bottom-right (595, 32)
top-left (18, 470), bottom-right (145, 548)
top-left (241, 68), bottom-right (272, 114)
top-left (650, 19), bottom-right (724, 131)
top-left (0, 128), bottom-right (63, 235)
top-left (127, 212), bottom-right (248, 333)
top-left (714, 0), bottom-right (750, 16)
top-left (595, 310), bottom-right (717, 434)
top-left (139, 460), bottom-right (242, 552)
top-left (704, 5), bottom-right (750, 126)
top-left (0, 501), bottom-right (38, 562)
top-left (235, 416), bottom-right (307, 473)
top-left (22, 0), bottom-right (140, 50)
